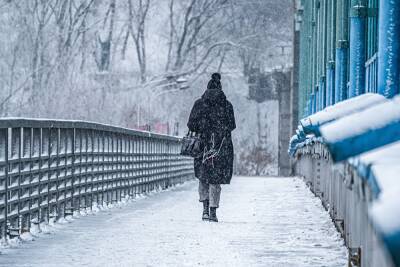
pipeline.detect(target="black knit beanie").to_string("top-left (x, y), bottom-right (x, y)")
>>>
top-left (207, 73), bottom-right (222, 90)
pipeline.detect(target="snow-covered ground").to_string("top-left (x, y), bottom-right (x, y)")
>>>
top-left (0, 177), bottom-right (347, 267)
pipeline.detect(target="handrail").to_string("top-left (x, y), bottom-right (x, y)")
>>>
top-left (0, 118), bottom-right (178, 141)
top-left (0, 118), bottom-right (194, 240)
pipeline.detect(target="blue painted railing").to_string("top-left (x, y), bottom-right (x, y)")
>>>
top-left (291, 94), bottom-right (400, 267)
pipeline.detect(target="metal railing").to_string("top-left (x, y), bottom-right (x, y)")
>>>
top-left (0, 119), bottom-right (194, 239)
top-left (294, 143), bottom-right (394, 267)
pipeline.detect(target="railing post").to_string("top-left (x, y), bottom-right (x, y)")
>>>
top-left (82, 129), bottom-right (88, 209)
top-left (93, 131), bottom-right (100, 206)
top-left (59, 129), bottom-right (67, 219)
top-left (100, 131), bottom-right (105, 205)
top-left (9, 128), bottom-right (21, 235)
top-left (106, 132), bottom-right (111, 204)
top-left (377, 0), bottom-right (400, 98)
top-left (135, 137), bottom-right (138, 194)
top-left (326, 61), bottom-right (335, 106)
top-left (319, 77), bottom-right (326, 109)
top-left (139, 137), bottom-right (142, 193)
top-left (31, 128), bottom-right (41, 229)
top-left (49, 127), bottom-right (59, 221)
top-left (335, 41), bottom-right (348, 103)
top-left (349, 0), bottom-right (367, 98)
top-left (118, 134), bottom-right (122, 201)
top-left (128, 137), bottom-right (132, 197)
top-left (64, 128), bottom-right (74, 217)
top-left (88, 130), bottom-right (94, 210)
top-left (335, 0), bottom-right (349, 103)
top-left (74, 129), bottom-right (81, 211)
top-left (22, 128), bottom-right (32, 232)
top-left (40, 128), bottom-right (49, 223)
top-left (111, 132), bottom-right (116, 203)
top-left (0, 129), bottom-right (8, 241)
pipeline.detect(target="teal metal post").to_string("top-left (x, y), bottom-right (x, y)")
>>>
top-left (349, 1), bottom-right (367, 98)
top-left (317, 86), bottom-right (322, 111)
top-left (378, 0), bottom-right (400, 98)
top-left (334, 0), bottom-right (349, 103)
top-left (312, 90), bottom-right (317, 113)
top-left (335, 46), bottom-right (348, 102)
top-left (319, 77), bottom-right (326, 109)
top-left (326, 61), bottom-right (335, 106)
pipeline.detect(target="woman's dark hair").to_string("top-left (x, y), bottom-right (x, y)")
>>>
top-left (207, 72), bottom-right (222, 90)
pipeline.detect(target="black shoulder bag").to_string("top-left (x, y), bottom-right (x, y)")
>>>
top-left (180, 131), bottom-right (204, 158)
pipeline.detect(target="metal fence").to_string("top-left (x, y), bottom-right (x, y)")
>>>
top-left (0, 119), bottom-right (194, 240)
top-left (294, 143), bottom-right (394, 267)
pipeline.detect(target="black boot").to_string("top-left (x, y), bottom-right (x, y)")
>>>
top-left (209, 207), bottom-right (218, 222)
top-left (202, 200), bottom-right (209, 221)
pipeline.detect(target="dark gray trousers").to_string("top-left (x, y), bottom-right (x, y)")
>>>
top-left (198, 180), bottom-right (221, 208)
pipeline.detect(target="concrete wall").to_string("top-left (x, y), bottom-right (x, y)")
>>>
top-left (277, 71), bottom-right (293, 176)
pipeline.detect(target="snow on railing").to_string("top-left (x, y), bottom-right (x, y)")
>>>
top-left (320, 95), bottom-right (400, 161)
top-left (300, 93), bottom-right (386, 136)
top-left (0, 118), bottom-right (194, 241)
top-left (291, 94), bottom-right (400, 267)
top-left (288, 93), bottom-right (387, 156)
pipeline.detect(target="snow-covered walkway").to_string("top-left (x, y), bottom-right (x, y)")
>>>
top-left (0, 177), bottom-right (347, 267)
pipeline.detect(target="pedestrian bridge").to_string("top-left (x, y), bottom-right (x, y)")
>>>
top-left (0, 176), bottom-right (347, 267)
top-left (0, 118), bottom-right (348, 267)
top-left (0, 114), bottom-right (399, 267)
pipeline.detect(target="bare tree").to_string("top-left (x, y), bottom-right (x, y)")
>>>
top-left (165, 0), bottom-right (230, 74)
top-left (120, 0), bottom-right (151, 83)
top-left (95, 0), bottom-right (116, 72)
top-left (227, 0), bottom-right (292, 77)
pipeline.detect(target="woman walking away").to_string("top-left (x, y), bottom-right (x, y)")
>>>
top-left (187, 73), bottom-right (236, 222)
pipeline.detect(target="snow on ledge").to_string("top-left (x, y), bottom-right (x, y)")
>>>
top-left (320, 96), bottom-right (400, 143)
top-left (300, 93), bottom-right (386, 135)
top-left (318, 96), bottom-right (400, 162)
top-left (0, 117), bottom-right (181, 141)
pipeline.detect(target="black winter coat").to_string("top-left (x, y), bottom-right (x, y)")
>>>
top-left (187, 88), bottom-right (236, 184)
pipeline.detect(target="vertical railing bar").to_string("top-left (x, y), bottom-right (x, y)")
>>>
top-left (34, 128), bottom-right (41, 228)
top-left (100, 131), bottom-right (105, 205)
top-left (93, 131), bottom-right (97, 206)
top-left (115, 134), bottom-right (118, 201)
top-left (28, 128), bottom-right (33, 231)
top-left (84, 129), bottom-right (88, 209)
top-left (105, 132), bottom-right (109, 204)
top-left (45, 128), bottom-right (51, 223)
top-left (78, 129), bottom-right (82, 210)
top-left (16, 128), bottom-right (21, 233)
top-left (55, 128), bottom-right (60, 220)
top-left (3, 129), bottom-right (8, 240)
top-left (71, 128), bottom-right (76, 215)
top-left (59, 129), bottom-right (65, 218)
top-left (89, 130), bottom-right (94, 210)
top-left (109, 133), bottom-right (112, 200)
top-left (97, 131), bottom-right (101, 205)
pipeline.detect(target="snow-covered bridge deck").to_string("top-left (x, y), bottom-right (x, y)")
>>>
top-left (0, 177), bottom-right (346, 267)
